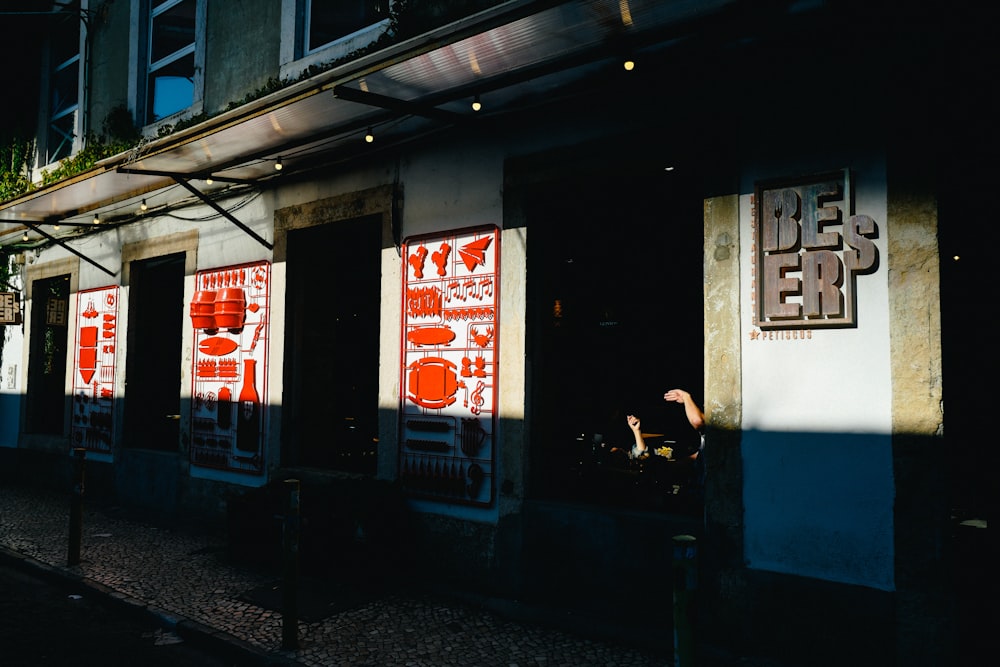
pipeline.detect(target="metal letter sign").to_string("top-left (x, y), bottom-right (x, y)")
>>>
top-left (754, 170), bottom-right (879, 329)
top-left (0, 292), bottom-right (21, 324)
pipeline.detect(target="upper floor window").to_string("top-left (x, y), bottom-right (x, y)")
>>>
top-left (146, 0), bottom-right (196, 123)
top-left (279, 1), bottom-right (390, 79)
top-left (44, 0), bottom-right (83, 164)
top-left (305, 0), bottom-right (387, 54)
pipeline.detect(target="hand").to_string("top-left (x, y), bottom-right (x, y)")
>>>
top-left (626, 414), bottom-right (641, 433)
top-left (664, 389), bottom-right (691, 404)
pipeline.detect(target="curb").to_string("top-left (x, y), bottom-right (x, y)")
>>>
top-left (0, 545), bottom-right (289, 666)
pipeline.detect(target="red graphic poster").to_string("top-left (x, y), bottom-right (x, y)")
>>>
top-left (400, 226), bottom-right (499, 506)
top-left (71, 286), bottom-right (119, 455)
top-left (189, 261), bottom-right (270, 474)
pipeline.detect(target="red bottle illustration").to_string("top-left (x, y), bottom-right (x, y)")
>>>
top-left (217, 387), bottom-right (232, 430)
top-left (236, 359), bottom-right (260, 452)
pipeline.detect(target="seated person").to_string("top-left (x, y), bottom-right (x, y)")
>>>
top-left (626, 389), bottom-right (706, 461)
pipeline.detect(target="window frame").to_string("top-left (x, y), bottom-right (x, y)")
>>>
top-left (36, 0), bottom-right (86, 170)
top-left (22, 257), bottom-right (80, 444)
top-left (129, 0), bottom-right (206, 130)
top-left (278, 0), bottom-right (391, 82)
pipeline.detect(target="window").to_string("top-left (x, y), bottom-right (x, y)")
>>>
top-left (26, 275), bottom-right (71, 434)
top-left (305, 0), bottom-right (387, 54)
top-left (526, 164), bottom-right (705, 515)
top-left (146, 0), bottom-right (197, 123)
top-left (279, 0), bottom-right (390, 78)
top-left (44, 0), bottom-right (83, 164)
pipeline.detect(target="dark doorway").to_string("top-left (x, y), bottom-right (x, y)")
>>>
top-left (123, 253), bottom-right (185, 451)
top-left (26, 274), bottom-right (70, 434)
top-left (526, 160), bottom-right (705, 513)
top-left (283, 216), bottom-right (381, 473)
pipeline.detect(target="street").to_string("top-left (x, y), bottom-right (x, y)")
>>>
top-left (0, 562), bottom-right (235, 667)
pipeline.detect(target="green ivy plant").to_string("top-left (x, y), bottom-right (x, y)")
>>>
top-left (0, 138), bottom-right (35, 204)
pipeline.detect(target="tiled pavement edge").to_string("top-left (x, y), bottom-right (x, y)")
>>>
top-left (1, 484), bottom-right (675, 666)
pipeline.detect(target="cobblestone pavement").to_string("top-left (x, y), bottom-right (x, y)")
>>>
top-left (1, 484), bottom-right (670, 666)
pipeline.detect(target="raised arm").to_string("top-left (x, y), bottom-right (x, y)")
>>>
top-left (626, 414), bottom-right (647, 457)
top-left (663, 389), bottom-right (705, 433)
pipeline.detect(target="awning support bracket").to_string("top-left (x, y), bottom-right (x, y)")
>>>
top-left (26, 222), bottom-right (116, 277)
top-left (118, 168), bottom-right (274, 250)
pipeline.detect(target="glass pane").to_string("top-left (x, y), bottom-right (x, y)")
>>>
top-left (148, 53), bottom-right (194, 121)
top-left (51, 2), bottom-right (81, 66)
top-left (51, 59), bottom-right (79, 117)
top-left (47, 111), bottom-right (77, 163)
top-left (307, 0), bottom-right (383, 52)
top-left (147, 52), bottom-right (194, 121)
top-left (150, 0), bottom-right (196, 64)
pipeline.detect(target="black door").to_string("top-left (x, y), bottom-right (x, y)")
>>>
top-left (123, 253), bottom-right (185, 451)
top-left (284, 216), bottom-right (381, 472)
top-left (25, 274), bottom-right (70, 434)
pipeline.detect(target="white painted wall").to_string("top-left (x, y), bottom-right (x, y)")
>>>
top-left (739, 161), bottom-right (895, 591)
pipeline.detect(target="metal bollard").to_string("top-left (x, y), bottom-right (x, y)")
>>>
top-left (282, 479), bottom-right (301, 650)
top-left (67, 448), bottom-right (86, 566)
top-left (672, 534), bottom-right (697, 667)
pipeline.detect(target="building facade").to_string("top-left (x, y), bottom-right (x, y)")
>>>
top-left (0, 1), bottom-right (991, 664)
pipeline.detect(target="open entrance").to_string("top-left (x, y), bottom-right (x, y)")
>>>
top-left (26, 274), bottom-right (70, 434)
top-left (123, 253), bottom-right (185, 451)
top-left (283, 215), bottom-right (381, 473)
top-left (526, 160), bottom-right (705, 514)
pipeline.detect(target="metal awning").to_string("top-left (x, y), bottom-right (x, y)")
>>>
top-left (1, 0), bottom-right (742, 251)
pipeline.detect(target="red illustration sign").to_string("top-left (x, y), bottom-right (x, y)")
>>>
top-left (189, 261), bottom-right (270, 474)
top-left (71, 286), bottom-right (119, 454)
top-left (400, 226), bottom-right (499, 506)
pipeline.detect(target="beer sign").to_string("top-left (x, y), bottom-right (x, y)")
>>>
top-left (754, 170), bottom-right (879, 329)
top-left (0, 292), bottom-right (21, 324)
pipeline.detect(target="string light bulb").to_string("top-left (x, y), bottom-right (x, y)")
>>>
top-left (93, 214), bottom-right (100, 224)
top-left (22, 231), bottom-right (29, 241)
top-left (365, 127), bottom-right (374, 143)
top-left (623, 58), bottom-right (635, 71)
top-left (274, 157), bottom-right (283, 171)
top-left (472, 94), bottom-right (482, 112)
top-left (206, 176), bottom-right (213, 185)
top-left (140, 199), bottom-right (148, 212)
top-left (54, 222), bottom-right (60, 231)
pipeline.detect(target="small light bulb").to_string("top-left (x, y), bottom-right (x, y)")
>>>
top-left (274, 158), bottom-right (283, 171)
top-left (206, 176), bottom-right (214, 185)
top-left (140, 199), bottom-right (148, 211)
top-left (472, 95), bottom-right (482, 112)
top-left (365, 127), bottom-right (374, 143)
top-left (22, 232), bottom-right (29, 241)
top-left (93, 214), bottom-right (100, 224)
top-left (623, 59), bottom-right (635, 71)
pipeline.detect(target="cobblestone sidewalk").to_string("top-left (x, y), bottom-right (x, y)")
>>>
top-left (1, 483), bottom-right (670, 666)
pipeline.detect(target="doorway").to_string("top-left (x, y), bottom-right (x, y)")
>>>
top-left (25, 274), bottom-right (70, 434)
top-left (122, 253), bottom-right (185, 451)
top-left (526, 161), bottom-right (705, 512)
top-left (283, 216), bottom-right (381, 472)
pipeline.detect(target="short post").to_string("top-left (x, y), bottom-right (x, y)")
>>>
top-left (282, 478), bottom-right (301, 650)
top-left (67, 447), bottom-right (86, 566)
top-left (672, 534), bottom-right (698, 667)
